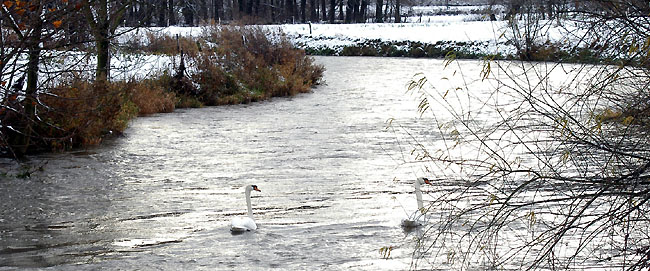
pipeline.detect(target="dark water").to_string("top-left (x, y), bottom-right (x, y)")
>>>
top-left (0, 56), bottom-right (490, 270)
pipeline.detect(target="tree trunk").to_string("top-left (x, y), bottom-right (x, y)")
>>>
top-left (394, 0), bottom-right (400, 23)
top-left (182, 0), bottom-right (195, 25)
top-left (357, 0), bottom-right (368, 23)
top-left (269, 0), bottom-right (275, 22)
top-left (96, 35), bottom-right (110, 81)
top-left (309, 0), bottom-right (317, 21)
top-left (375, 0), bottom-right (382, 22)
top-left (300, 0), bottom-right (306, 22)
top-left (254, 0), bottom-right (260, 16)
top-left (384, 0), bottom-right (390, 22)
top-left (82, 0), bottom-right (128, 82)
top-left (214, 0), bottom-right (223, 21)
top-left (320, 0), bottom-right (326, 22)
top-left (238, 0), bottom-right (244, 17)
top-left (338, 0), bottom-right (343, 20)
top-left (95, 0), bottom-right (110, 81)
top-left (16, 6), bottom-right (44, 154)
top-left (245, 0), bottom-right (253, 15)
top-left (199, 0), bottom-right (208, 22)
top-left (328, 0), bottom-right (335, 22)
top-left (352, 0), bottom-right (359, 22)
top-left (143, 4), bottom-right (152, 25)
top-left (159, 0), bottom-right (167, 26)
top-left (345, 0), bottom-right (352, 22)
top-left (169, 0), bottom-right (177, 25)
top-left (285, 0), bottom-right (293, 22)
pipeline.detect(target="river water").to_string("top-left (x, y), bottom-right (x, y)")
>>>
top-left (0, 56), bottom-right (500, 270)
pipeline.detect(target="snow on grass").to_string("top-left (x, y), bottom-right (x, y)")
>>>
top-left (117, 12), bottom-right (592, 59)
top-left (278, 20), bottom-right (506, 45)
top-left (125, 20), bottom-right (512, 56)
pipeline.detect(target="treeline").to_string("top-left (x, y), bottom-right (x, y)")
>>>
top-left (117, 0), bottom-right (649, 28)
top-left (122, 0), bottom-right (389, 25)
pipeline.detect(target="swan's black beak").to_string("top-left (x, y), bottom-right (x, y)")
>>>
top-left (423, 178), bottom-right (432, 185)
top-left (252, 185), bottom-right (261, 192)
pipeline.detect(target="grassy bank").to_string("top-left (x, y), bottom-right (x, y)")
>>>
top-left (301, 38), bottom-right (613, 64)
top-left (1, 25), bottom-right (324, 156)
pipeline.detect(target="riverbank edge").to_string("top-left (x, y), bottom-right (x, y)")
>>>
top-left (296, 38), bottom-right (611, 64)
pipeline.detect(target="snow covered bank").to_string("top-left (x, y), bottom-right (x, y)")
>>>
top-left (129, 17), bottom-right (584, 59)
top-left (275, 20), bottom-right (511, 56)
top-left (127, 20), bottom-right (510, 57)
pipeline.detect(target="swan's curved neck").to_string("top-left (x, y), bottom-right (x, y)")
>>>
top-left (415, 178), bottom-right (424, 212)
top-left (245, 188), bottom-right (253, 218)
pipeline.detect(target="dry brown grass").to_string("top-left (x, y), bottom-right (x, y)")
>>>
top-left (190, 25), bottom-right (324, 105)
top-left (38, 80), bottom-right (138, 150)
top-left (130, 79), bottom-right (176, 115)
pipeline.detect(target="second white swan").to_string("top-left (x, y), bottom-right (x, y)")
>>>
top-left (401, 177), bottom-right (432, 228)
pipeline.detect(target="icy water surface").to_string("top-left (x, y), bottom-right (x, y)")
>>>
top-left (0, 56), bottom-right (488, 270)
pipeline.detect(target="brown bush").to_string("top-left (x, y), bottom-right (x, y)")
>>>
top-left (125, 30), bottom-right (201, 56)
top-left (130, 79), bottom-right (176, 115)
top-left (38, 80), bottom-right (138, 150)
top-left (190, 25), bottom-right (324, 105)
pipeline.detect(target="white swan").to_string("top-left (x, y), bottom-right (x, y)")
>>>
top-left (401, 177), bottom-right (432, 228)
top-left (230, 184), bottom-right (261, 232)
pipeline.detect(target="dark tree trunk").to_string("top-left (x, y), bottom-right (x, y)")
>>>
top-left (15, 7), bottom-right (43, 154)
top-left (338, 0), bottom-right (343, 20)
top-left (328, 0), bottom-right (335, 22)
top-left (182, 4), bottom-right (195, 25)
top-left (357, 0), bottom-right (368, 23)
top-left (300, 0), bottom-right (306, 22)
top-left (352, 0), bottom-right (359, 22)
top-left (169, 0), bottom-right (177, 25)
top-left (147, 4), bottom-right (154, 25)
top-left (245, 0), bottom-right (253, 15)
top-left (232, 0), bottom-right (239, 19)
top-left (394, 0), bottom-right (400, 23)
top-left (309, 0), bottom-right (317, 21)
top-left (254, 0), bottom-right (260, 16)
top-left (286, 0), bottom-right (295, 22)
top-left (238, 0), bottom-right (245, 16)
top-left (214, 0), bottom-right (223, 21)
top-left (96, 34), bottom-right (110, 81)
top-left (94, 0), bottom-right (110, 81)
top-left (384, 0), bottom-right (390, 22)
top-left (375, 0), bottom-right (382, 22)
top-left (158, 0), bottom-right (167, 26)
top-left (199, 0), bottom-right (208, 22)
top-left (126, 6), bottom-right (134, 26)
top-left (320, 0), bottom-right (326, 22)
top-left (345, 0), bottom-right (351, 22)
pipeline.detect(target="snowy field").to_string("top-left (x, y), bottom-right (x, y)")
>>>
top-left (117, 3), bottom-right (590, 59)
top-left (274, 20), bottom-right (509, 54)
top-left (134, 15), bottom-right (577, 58)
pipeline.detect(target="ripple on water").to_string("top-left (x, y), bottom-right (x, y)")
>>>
top-left (0, 56), bottom-right (488, 270)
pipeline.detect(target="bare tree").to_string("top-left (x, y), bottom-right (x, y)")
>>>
top-left (81, 0), bottom-right (131, 81)
top-left (398, 1), bottom-right (650, 269)
top-left (0, 0), bottom-right (81, 155)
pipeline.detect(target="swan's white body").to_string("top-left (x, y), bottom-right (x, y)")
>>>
top-left (231, 216), bottom-right (257, 232)
top-left (230, 185), bottom-right (261, 232)
top-left (401, 177), bottom-right (431, 228)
